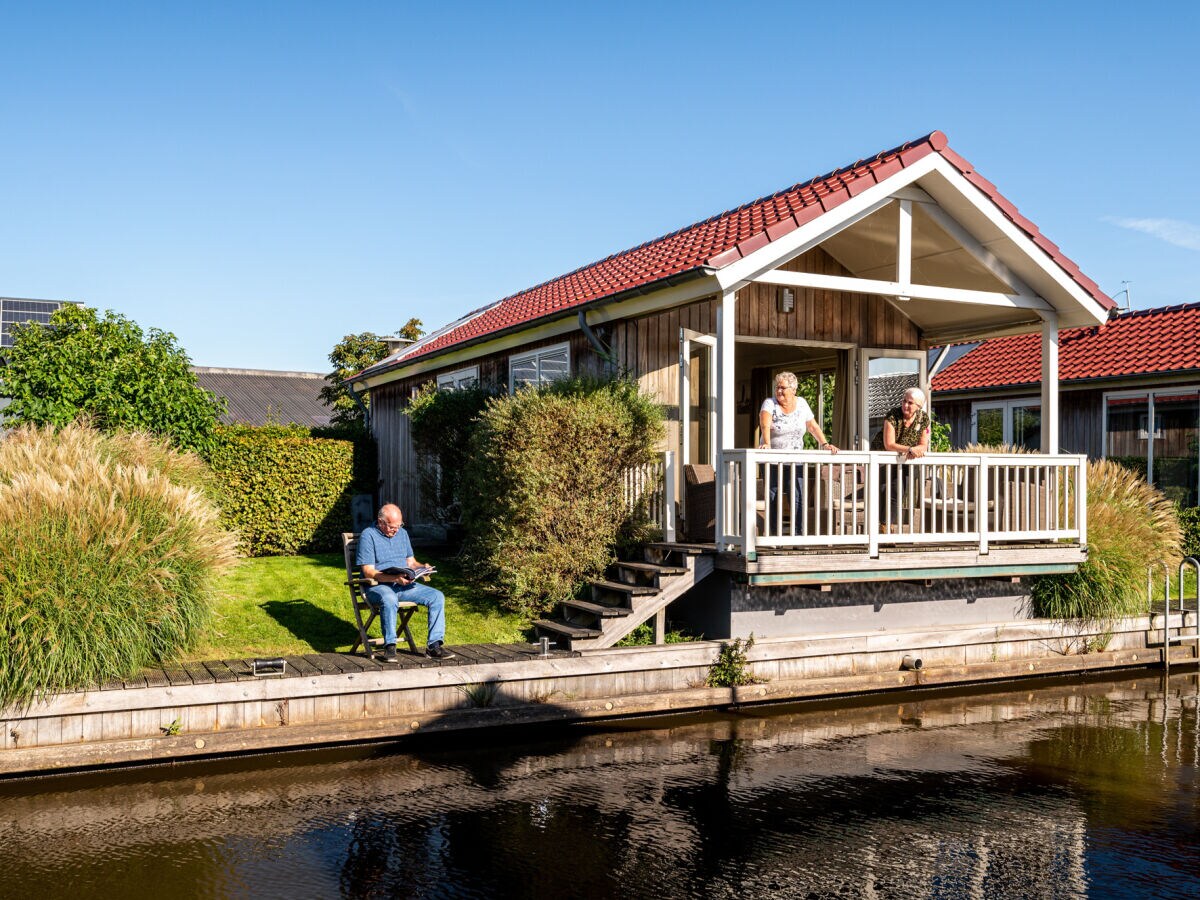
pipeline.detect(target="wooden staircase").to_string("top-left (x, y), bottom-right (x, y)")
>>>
top-left (533, 543), bottom-right (715, 650)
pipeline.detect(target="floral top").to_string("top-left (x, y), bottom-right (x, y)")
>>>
top-left (761, 396), bottom-right (815, 450)
top-left (872, 406), bottom-right (930, 451)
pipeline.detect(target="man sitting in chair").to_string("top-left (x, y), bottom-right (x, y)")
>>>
top-left (357, 503), bottom-right (455, 662)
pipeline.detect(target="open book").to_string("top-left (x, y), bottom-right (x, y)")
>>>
top-left (380, 564), bottom-right (436, 580)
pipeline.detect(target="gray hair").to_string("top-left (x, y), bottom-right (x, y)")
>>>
top-left (904, 387), bottom-right (926, 407)
top-left (774, 371), bottom-right (798, 391)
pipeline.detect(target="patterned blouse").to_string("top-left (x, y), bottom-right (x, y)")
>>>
top-left (872, 406), bottom-right (930, 451)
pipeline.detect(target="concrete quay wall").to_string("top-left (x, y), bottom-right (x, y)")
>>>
top-left (1, 613), bottom-right (1195, 778)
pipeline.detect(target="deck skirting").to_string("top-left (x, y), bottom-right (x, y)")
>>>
top-left (1, 614), bottom-right (1196, 777)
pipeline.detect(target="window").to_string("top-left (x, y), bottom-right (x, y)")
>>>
top-left (1105, 389), bottom-right (1199, 506)
top-left (436, 366), bottom-right (479, 392)
top-left (509, 342), bottom-right (569, 391)
top-left (971, 399), bottom-right (1041, 450)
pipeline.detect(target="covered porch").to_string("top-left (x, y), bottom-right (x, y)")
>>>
top-left (652, 160), bottom-right (1110, 581)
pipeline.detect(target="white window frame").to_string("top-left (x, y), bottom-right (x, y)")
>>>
top-left (971, 397), bottom-right (1041, 446)
top-left (436, 365), bottom-right (480, 392)
top-left (509, 342), bottom-right (570, 392)
top-left (1102, 385), bottom-right (1200, 489)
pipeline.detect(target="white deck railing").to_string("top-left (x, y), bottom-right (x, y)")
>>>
top-left (623, 451), bottom-right (676, 543)
top-left (718, 450), bottom-right (1086, 558)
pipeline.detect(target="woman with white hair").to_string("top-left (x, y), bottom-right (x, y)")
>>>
top-left (871, 386), bottom-right (931, 531)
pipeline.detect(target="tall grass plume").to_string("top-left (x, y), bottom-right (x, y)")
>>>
top-left (0, 423), bottom-right (238, 707)
top-left (1031, 459), bottom-right (1182, 621)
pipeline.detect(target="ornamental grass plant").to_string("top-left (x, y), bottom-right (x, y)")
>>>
top-left (0, 424), bottom-right (238, 707)
top-left (1031, 458), bottom-right (1182, 621)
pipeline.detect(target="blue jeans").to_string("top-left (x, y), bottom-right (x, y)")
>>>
top-left (765, 464), bottom-right (805, 533)
top-left (365, 581), bottom-right (446, 647)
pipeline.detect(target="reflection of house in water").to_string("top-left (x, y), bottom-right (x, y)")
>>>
top-left (3, 675), bottom-right (1194, 896)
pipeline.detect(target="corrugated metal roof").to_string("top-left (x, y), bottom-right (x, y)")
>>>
top-left (192, 367), bottom-right (331, 427)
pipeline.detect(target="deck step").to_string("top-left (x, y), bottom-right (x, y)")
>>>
top-left (644, 542), bottom-right (712, 555)
top-left (562, 598), bottom-right (630, 618)
top-left (591, 580), bottom-right (657, 597)
top-left (616, 561), bottom-right (688, 576)
top-left (533, 619), bottom-right (602, 639)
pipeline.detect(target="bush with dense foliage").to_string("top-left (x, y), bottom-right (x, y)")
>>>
top-left (1179, 504), bottom-right (1200, 560)
top-left (207, 424), bottom-right (376, 556)
top-left (1031, 459), bottom-right (1182, 620)
top-left (407, 381), bottom-right (495, 523)
top-left (460, 377), bottom-right (664, 619)
top-left (1, 305), bottom-right (225, 454)
top-left (0, 424), bottom-right (238, 706)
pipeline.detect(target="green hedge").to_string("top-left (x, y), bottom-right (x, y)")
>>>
top-left (207, 424), bottom-right (376, 556)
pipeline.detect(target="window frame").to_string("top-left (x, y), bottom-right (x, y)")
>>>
top-left (508, 342), bottom-right (570, 392)
top-left (1102, 385), bottom-right (1200, 494)
top-left (436, 365), bottom-right (480, 392)
top-left (971, 397), bottom-right (1041, 448)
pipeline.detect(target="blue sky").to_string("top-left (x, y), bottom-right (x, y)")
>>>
top-left (2, 2), bottom-right (1197, 373)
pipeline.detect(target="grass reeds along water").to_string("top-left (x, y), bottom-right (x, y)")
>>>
top-left (0, 424), bottom-right (239, 707)
top-left (1031, 458), bottom-right (1182, 621)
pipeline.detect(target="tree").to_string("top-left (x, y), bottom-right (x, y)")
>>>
top-left (320, 318), bottom-right (424, 428)
top-left (1, 305), bottom-right (225, 453)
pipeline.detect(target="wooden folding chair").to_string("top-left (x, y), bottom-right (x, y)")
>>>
top-left (342, 532), bottom-right (418, 658)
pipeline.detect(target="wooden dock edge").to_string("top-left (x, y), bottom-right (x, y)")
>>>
top-left (1, 615), bottom-right (1196, 778)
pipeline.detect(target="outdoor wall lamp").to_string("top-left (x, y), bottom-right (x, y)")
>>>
top-left (778, 288), bottom-right (795, 314)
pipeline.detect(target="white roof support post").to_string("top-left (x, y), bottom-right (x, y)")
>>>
top-left (1041, 312), bottom-right (1060, 454)
top-left (715, 290), bottom-right (737, 548)
top-left (897, 199), bottom-right (912, 302)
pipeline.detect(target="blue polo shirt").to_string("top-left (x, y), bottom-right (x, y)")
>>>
top-left (356, 524), bottom-right (414, 571)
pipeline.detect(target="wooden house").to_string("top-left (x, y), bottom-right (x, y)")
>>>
top-left (932, 302), bottom-right (1200, 508)
top-left (349, 131), bottom-right (1113, 642)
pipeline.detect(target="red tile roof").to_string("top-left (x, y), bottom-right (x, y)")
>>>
top-left (367, 130), bottom-right (1113, 378)
top-left (932, 303), bottom-right (1200, 391)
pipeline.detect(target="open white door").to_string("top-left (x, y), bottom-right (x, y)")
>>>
top-left (679, 328), bottom-right (717, 467)
top-left (857, 349), bottom-right (928, 450)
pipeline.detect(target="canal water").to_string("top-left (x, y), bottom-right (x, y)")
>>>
top-left (1, 671), bottom-right (1197, 899)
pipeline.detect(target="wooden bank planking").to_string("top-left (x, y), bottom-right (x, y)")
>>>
top-left (2, 617), bottom-right (1197, 779)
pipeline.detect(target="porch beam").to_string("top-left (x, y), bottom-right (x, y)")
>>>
top-left (751, 269), bottom-right (1052, 311)
top-left (1041, 313), bottom-right (1060, 453)
top-left (897, 199), bottom-right (912, 302)
top-left (916, 201), bottom-right (1041, 298)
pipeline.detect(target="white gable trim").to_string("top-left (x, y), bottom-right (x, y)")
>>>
top-left (715, 153), bottom-right (943, 291)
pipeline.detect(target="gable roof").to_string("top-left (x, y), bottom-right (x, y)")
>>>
top-left (192, 367), bottom-right (332, 427)
top-left (931, 303), bottom-right (1200, 392)
top-left (361, 130), bottom-right (1114, 381)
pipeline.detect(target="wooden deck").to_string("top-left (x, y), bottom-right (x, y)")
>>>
top-left (99, 642), bottom-right (578, 693)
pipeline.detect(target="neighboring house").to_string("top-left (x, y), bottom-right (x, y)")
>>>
top-left (348, 130), bottom-right (1112, 641)
top-left (191, 367), bottom-right (332, 427)
top-left (931, 302), bottom-right (1200, 508)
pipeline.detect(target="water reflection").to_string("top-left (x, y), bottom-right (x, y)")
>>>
top-left (1, 672), bottom-right (1197, 899)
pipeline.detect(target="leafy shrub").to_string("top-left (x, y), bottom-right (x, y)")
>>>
top-left (1177, 504), bottom-right (1200, 560)
top-left (0, 424), bottom-right (238, 706)
top-left (407, 382), bottom-right (495, 523)
top-left (206, 424), bottom-right (376, 556)
top-left (615, 622), bottom-right (697, 646)
top-left (460, 377), bottom-right (664, 619)
top-left (1031, 459), bottom-right (1182, 620)
top-left (1, 305), bottom-right (224, 454)
top-left (705, 636), bottom-right (761, 687)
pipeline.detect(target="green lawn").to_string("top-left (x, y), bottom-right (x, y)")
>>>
top-left (187, 552), bottom-right (529, 661)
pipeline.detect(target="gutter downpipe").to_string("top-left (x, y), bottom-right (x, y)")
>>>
top-left (577, 310), bottom-right (618, 375)
top-left (346, 381), bottom-right (371, 432)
